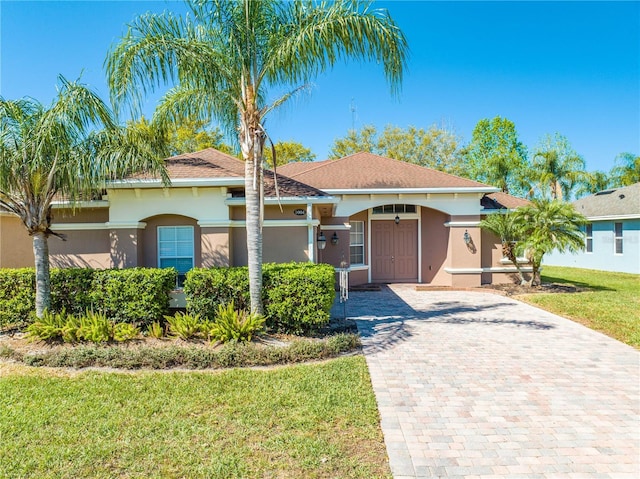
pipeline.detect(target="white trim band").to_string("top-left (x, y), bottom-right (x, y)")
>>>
top-left (444, 221), bottom-right (481, 227)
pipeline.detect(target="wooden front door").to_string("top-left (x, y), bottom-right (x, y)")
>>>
top-left (371, 220), bottom-right (418, 282)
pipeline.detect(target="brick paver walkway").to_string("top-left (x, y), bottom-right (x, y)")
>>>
top-left (343, 285), bottom-right (639, 479)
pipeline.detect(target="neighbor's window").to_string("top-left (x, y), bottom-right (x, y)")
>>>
top-left (350, 221), bottom-right (365, 265)
top-left (158, 226), bottom-right (194, 287)
top-left (614, 222), bottom-right (623, 254)
top-left (585, 223), bottom-right (593, 253)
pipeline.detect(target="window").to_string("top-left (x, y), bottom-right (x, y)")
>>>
top-left (372, 204), bottom-right (416, 214)
top-left (350, 221), bottom-right (365, 265)
top-left (158, 226), bottom-right (194, 287)
top-left (614, 222), bottom-right (623, 254)
top-left (585, 223), bottom-right (593, 253)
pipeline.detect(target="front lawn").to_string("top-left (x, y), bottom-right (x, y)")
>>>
top-left (517, 266), bottom-right (640, 348)
top-left (0, 356), bottom-right (391, 479)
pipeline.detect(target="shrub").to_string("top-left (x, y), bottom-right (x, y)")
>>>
top-left (146, 321), bottom-right (165, 339)
top-left (0, 268), bottom-right (35, 329)
top-left (50, 268), bottom-right (95, 315)
top-left (165, 312), bottom-right (205, 340)
top-left (184, 263), bottom-right (335, 335)
top-left (90, 268), bottom-right (176, 327)
top-left (26, 310), bottom-right (67, 341)
top-left (262, 263), bottom-right (335, 334)
top-left (77, 311), bottom-right (113, 343)
top-left (208, 301), bottom-right (265, 343)
top-left (184, 267), bottom-right (250, 318)
top-left (113, 322), bottom-right (140, 342)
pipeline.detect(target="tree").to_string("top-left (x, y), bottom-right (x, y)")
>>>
top-left (610, 152), bottom-right (640, 187)
top-left (329, 124), bottom-right (464, 175)
top-left (531, 133), bottom-right (586, 201)
top-left (0, 77), bottom-right (167, 317)
top-left (479, 212), bottom-right (527, 285)
top-left (464, 117), bottom-right (529, 195)
top-left (107, 0), bottom-right (407, 315)
top-left (575, 170), bottom-right (612, 198)
top-left (168, 118), bottom-right (235, 156)
top-left (264, 140), bottom-right (315, 167)
top-left (517, 200), bottom-right (586, 286)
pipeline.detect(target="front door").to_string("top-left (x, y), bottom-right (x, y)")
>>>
top-left (371, 220), bottom-right (418, 282)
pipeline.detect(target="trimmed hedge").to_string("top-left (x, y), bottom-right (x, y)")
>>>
top-left (0, 267), bottom-right (176, 329)
top-left (0, 268), bottom-right (36, 328)
top-left (90, 268), bottom-right (176, 327)
top-left (185, 262), bottom-right (335, 334)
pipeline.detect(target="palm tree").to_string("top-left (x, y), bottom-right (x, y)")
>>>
top-left (575, 170), bottom-right (612, 198)
top-left (106, 0), bottom-right (408, 314)
top-left (0, 77), bottom-right (167, 318)
top-left (610, 152), bottom-right (640, 187)
top-left (516, 200), bottom-right (586, 286)
top-left (479, 212), bottom-right (527, 285)
top-left (531, 133), bottom-right (586, 201)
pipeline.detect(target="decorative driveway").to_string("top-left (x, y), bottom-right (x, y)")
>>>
top-left (344, 285), bottom-right (639, 479)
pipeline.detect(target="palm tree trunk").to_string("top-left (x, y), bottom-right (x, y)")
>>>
top-left (503, 241), bottom-right (526, 285)
top-left (245, 156), bottom-right (263, 315)
top-left (32, 231), bottom-right (51, 318)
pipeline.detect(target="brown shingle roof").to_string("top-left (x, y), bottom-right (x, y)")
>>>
top-left (132, 148), bottom-right (246, 180)
top-left (482, 192), bottom-right (531, 210)
top-left (572, 182), bottom-right (640, 217)
top-left (129, 148), bottom-right (327, 198)
top-left (277, 152), bottom-right (492, 189)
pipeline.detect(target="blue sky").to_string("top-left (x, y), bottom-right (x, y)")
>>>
top-left (1, 1), bottom-right (638, 173)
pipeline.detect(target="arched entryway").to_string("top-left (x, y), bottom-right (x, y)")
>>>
top-left (371, 219), bottom-right (418, 282)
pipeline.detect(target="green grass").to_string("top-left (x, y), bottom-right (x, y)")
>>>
top-left (0, 356), bottom-right (390, 479)
top-left (518, 266), bottom-right (640, 348)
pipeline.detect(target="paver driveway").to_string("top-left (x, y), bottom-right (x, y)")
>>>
top-left (344, 285), bottom-right (639, 479)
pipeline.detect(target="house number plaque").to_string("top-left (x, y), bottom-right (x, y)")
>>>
top-left (293, 208), bottom-right (306, 216)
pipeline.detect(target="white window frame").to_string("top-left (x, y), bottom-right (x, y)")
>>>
top-left (585, 223), bottom-right (593, 253)
top-left (349, 220), bottom-right (365, 266)
top-left (158, 225), bottom-right (194, 288)
top-left (614, 222), bottom-right (623, 255)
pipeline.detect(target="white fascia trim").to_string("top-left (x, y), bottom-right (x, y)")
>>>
top-left (444, 221), bottom-right (481, 227)
top-left (108, 178), bottom-right (245, 188)
top-left (445, 266), bottom-right (534, 274)
top-left (319, 223), bottom-right (352, 231)
top-left (346, 264), bottom-right (369, 271)
top-left (499, 257), bottom-right (529, 265)
top-left (209, 219), bottom-right (320, 228)
top-left (105, 221), bottom-right (147, 230)
top-left (225, 196), bottom-right (338, 206)
top-left (323, 187), bottom-right (499, 195)
top-left (52, 222), bottom-right (109, 231)
top-left (51, 200), bottom-right (110, 208)
top-left (484, 266), bottom-right (533, 273)
top-left (586, 214), bottom-right (640, 221)
top-left (445, 267), bottom-right (483, 274)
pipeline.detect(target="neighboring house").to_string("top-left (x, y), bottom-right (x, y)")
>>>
top-left (544, 182), bottom-right (640, 274)
top-left (0, 149), bottom-right (530, 289)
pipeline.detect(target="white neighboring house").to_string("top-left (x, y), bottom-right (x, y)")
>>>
top-left (544, 183), bottom-right (640, 274)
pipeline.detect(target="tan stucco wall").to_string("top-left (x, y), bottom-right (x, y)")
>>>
top-left (448, 215), bottom-right (482, 287)
top-left (319, 215), bottom-right (355, 269)
top-left (50, 230), bottom-right (111, 269)
top-left (232, 228), bottom-right (247, 266)
top-left (264, 227), bottom-right (308, 263)
top-left (52, 207), bottom-right (109, 223)
top-left (0, 215), bottom-right (34, 268)
top-left (421, 208), bottom-right (450, 286)
top-left (110, 228), bottom-right (141, 268)
top-left (201, 227), bottom-right (230, 267)
top-left (140, 215), bottom-right (201, 268)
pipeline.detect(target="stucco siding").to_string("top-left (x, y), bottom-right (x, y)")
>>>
top-left (0, 215), bottom-right (34, 268)
top-left (140, 215), bottom-right (201, 268)
top-left (50, 230), bottom-right (111, 269)
top-left (421, 208), bottom-right (450, 285)
top-left (545, 219), bottom-right (640, 274)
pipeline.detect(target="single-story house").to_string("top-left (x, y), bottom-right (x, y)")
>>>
top-left (544, 182), bottom-right (640, 274)
top-left (0, 148), bottom-right (531, 288)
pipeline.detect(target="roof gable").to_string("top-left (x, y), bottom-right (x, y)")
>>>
top-left (278, 151), bottom-right (492, 190)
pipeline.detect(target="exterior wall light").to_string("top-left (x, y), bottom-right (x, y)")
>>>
top-left (331, 232), bottom-right (339, 245)
top-left (317, 232), bottom-right (327, 250)
top-left (463, 229), bottom-right (471, 245)
top-left (394, 215), bottom-right (400, 225)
